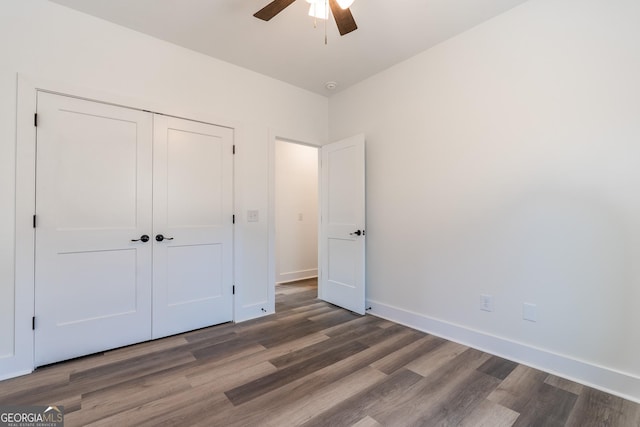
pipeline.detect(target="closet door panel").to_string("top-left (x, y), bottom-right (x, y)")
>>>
top-left (34, 92), bottom-right (153, 366)
top-left (152, 115), bottom-right (234, 339)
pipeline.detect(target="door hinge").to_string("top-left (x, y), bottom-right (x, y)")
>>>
top-left (232, 214), bottom-right (235, 224)
top-left (233, 145), bottom-right (236, 154)
top-left (232, 285), bottom-right (235, 295)
top-left (32, 316), bottom-right (35, 330)
top-left (34, 113), bottom-right (38, 127)
top-left (33, 215), bottom-right (36, 228)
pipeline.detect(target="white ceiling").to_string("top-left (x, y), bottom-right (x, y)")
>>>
top-left (48, 0), bottom-right (530, 96)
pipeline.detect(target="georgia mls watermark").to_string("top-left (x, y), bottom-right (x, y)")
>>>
top-left (0, 406), bottom-right (64, 427)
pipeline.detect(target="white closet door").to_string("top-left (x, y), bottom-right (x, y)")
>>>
top-left (152, 115), bottom-right (234, 339)
top-left (35, 92), bottom-right (153, 366)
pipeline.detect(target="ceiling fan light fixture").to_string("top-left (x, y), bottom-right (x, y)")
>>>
top-left (336, 0), bottom-right (355, 9)
top-left (254, 0), bottom-right (357, 37)
top-left (308, 2), bottom-right (329, 20)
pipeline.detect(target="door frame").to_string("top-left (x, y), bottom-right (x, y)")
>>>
top-left (270, 138), bottom-right (321, 287)
top-left (267, 131), bottom-right (323, 308)
top-left (12, 74), bottom-right (239, 377)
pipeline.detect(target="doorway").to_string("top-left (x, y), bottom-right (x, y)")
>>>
top-left (274, 140), bottom-right (319, 297)
top-left (270, 134), bottom-right (366, 315)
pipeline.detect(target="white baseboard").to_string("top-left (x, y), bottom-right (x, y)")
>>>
top-left (276, 269), bottom-right (318, 285)
top-left (367, 299), bottom-right (640, 404)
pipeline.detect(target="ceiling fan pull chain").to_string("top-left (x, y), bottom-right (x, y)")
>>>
top-left (313, 2), bottom-right (318, 29)
top-left (325, 0), bottom-right (328, 44)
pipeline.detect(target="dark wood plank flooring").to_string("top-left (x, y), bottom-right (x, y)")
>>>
top-left (1, 278), bottom-right (639, 426)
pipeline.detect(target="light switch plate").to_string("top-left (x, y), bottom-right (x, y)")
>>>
top-left (247, 210), bottom-right (259, 222)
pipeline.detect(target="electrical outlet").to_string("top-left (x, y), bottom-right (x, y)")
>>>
top-left (480, 294), bottom-right (494, 312)
top-left (523, 303), bottom-right (537, 322)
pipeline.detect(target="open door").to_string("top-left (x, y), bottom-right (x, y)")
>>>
top-left (319, 134), bottom-right (366, 314)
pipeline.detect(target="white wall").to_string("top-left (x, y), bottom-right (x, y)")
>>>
top-left (5, 0), bottom-right (640, 403)
top-left (275, 141), bottom-right (318, 284)
top-left (0, 0), bottom-right (327, 379)
top-left (330, 0), bottom-right (640, 401)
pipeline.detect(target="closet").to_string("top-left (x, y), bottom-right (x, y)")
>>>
top-left (34, 92), bottom-right (233, 366)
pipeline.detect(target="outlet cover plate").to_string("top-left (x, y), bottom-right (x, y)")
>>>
top-left (480, 294), bottom-right (494, 312)
top-left (523, 302), bottom-right (537, 322)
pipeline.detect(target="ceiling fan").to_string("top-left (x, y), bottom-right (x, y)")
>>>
top-left (254, 0), bottom-right (358, 36)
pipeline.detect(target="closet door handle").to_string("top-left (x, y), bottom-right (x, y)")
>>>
top-left (131, 235), bottom-right (150, 242)
top-left (155, 234), bottom-right (174, 242)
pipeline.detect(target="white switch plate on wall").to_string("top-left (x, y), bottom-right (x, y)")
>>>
top-left (247, 210), bottom-right (259, 222)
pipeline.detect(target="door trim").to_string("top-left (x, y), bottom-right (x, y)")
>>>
top-left (12, 74), bottom-right (238, 378)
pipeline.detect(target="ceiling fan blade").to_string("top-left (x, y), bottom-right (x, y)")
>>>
top-left (254, 0), bottom-right (297, 21)
top-left (328, 0), bottom-right (358, 36)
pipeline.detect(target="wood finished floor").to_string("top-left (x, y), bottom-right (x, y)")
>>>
top-left (1, 279), bottom-right (639, 426)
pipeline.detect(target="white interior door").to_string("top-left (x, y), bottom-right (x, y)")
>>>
top-left (319, 134), bottom-right (366, 315)
top-left (35, 92), bottom-right (153, 366)
top-left (152, 116), bottom-right (234, 339)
